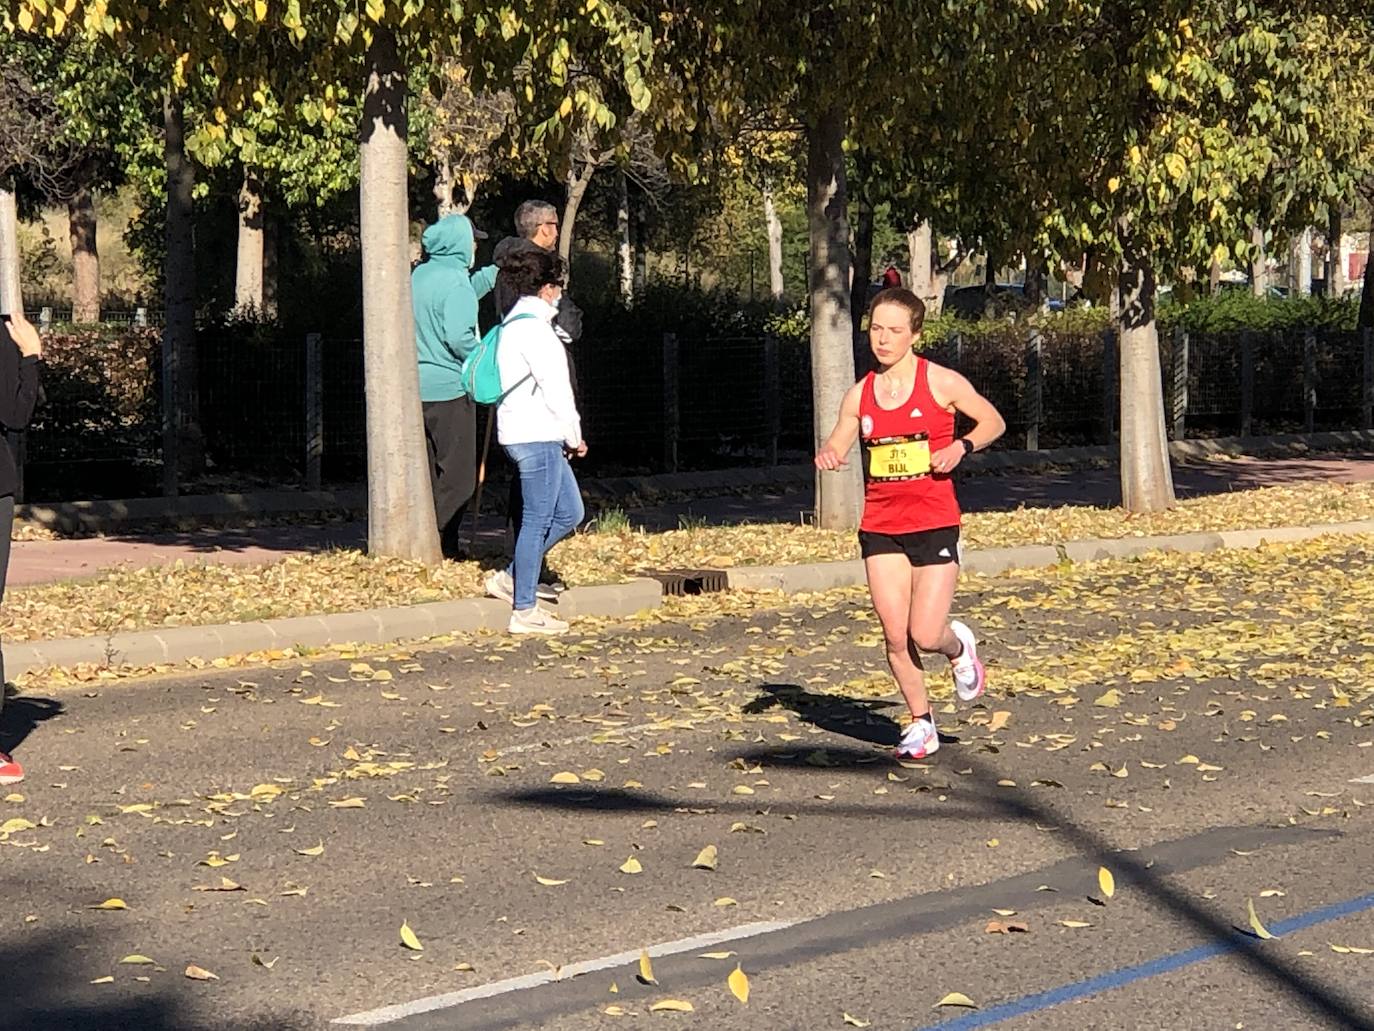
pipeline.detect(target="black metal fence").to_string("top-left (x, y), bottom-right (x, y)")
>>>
top-left (13, 322), bottom-right (1374, 503)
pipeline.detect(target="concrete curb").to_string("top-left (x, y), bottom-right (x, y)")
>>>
top-left (726, 518), bottom-right (1374, 593)
top-left (10, 520), bottom-right (1374, 681)
top-left (7, 578), bottom-right (663, 680)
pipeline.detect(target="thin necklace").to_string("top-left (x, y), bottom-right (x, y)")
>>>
top-left (881, 371), bottom-right (905, 401)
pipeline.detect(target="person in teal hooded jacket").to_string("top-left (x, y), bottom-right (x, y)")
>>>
top-left (412, 213), bottom-right (498, 558)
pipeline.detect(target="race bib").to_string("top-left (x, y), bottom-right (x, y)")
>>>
top-left (866, 433), bottom-right (931, 480)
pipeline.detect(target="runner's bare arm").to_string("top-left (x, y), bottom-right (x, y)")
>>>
top-left (815, 380), bottom-right (864, 471)
top-left (927, 364), bottom-right (1006, 473)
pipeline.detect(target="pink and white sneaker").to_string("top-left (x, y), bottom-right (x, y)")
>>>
top-left (950, 620), bottom-right (986, 702)
top-left (0, 751), bottom-right (25, 785)
top-left (895, 718), bottom-right (939, 760)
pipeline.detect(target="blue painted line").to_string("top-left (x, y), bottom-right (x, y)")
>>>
top-left (916, 891), bottom-right (1374, 1031)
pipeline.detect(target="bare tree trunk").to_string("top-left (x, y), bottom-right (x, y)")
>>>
top-left (849, 193), bottom-right (874, 338)
top-left (908, 219), bottom-right (935, 311)
top-left (633, 203), bottom-right (648, 294)
top-left (1295, 226), bottom-right (1312, 297)
top-left (1117, 226), bottom-right (1175, 513)
top-left (1327, 209), bottom-right (1344, 297)
top-left (1023, 252), bottom-right (1047, 310)
top-left (1249, 225), bottom-right (1268, 297)
top-left (615, 170), bottom-right (633, 305)
top-left (359, 26), bottom-right (441, 564)
top-left (1209, 256), bottom-right (1223, 295)
top-left (234, 169), bottom-right (265, 313)
top-left (433, 155), bottom-right (456, 219)
top-left (0, 185), bottom-right (20, 315)
top-left (558, 159), bottom-right (596, 284)
top-left (68, 180), bottom-right (100, 322)
top-left (1360, 204), bottom-right (1374, 331)
top-left (262, 211), bottom-right (279, 318)
top-left (164, 89), bottom-right (202, 476)
top-left (763, 186), bottom-right (784, 302)
top-left (807, 105), bottom-right (862, 530)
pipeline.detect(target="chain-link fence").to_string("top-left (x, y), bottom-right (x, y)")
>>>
top-left (12, 321), bottom-right (1374, 503)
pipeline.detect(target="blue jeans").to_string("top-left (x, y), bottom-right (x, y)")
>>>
top-left (503, 442), bottom-right (585, 609)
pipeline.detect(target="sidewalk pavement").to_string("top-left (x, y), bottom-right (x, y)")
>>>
top-left (10, 449), bottom-right (1374, 589)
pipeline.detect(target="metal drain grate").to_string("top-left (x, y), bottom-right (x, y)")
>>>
top-left (642, 568), bottom-right (729, 596)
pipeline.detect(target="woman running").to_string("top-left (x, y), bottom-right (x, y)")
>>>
top-left (815, 288), bottom-right (1005, 760)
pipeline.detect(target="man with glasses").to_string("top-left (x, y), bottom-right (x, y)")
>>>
top-left (492, 201), bottom-right (584, 601)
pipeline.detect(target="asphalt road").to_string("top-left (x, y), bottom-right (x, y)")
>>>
top-left (3, 537), bottom-right (1373, 1031)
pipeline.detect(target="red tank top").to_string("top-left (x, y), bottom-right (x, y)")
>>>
top-left (858, 357), bottom-right (962, 534)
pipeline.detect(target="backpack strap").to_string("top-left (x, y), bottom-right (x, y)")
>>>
top-left (497, 311), bottom-right (539, 398)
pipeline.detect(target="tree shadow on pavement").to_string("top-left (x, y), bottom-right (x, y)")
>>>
top-left (0, 688), bottom-right (64, 754)
top-left (501, 685), bottom-right (1374, 1030)
top-left (0, 920), bottom-right (307, 1031)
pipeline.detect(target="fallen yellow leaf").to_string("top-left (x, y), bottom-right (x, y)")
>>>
top-left (184, 964), bottom-right (218, 981)
top-left (1247, 899), bottom-right (1276, 940)
top-left (638, 950), bottom-right (657, 985)
top-left (692, 844), bottom-right (718, 870)
top-left (91, 898), bottom-right (129, 911)
top-left (728, 965), bottom-right (749, 1005)
top-left (649, 999), bottom-right (694, 1013)
top-left (619, 856), bottom-right (643, 874)
top-left (1098, 867), bottom-right (1116, 899)
top-left (534, 874), bottom-right (569, 886)
top-left (935, 992), bottom-right (978, 1009)
top-left (400, 921), bottom-right (424, 951)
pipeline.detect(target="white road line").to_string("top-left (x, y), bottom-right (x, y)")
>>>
top-left (332, 918), bottom-right (798, 1026)
top-left (1350, 773), bottom-right (1374, 784)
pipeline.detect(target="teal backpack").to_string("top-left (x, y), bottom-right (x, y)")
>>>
top-left (460, 312), bottom-right (537, 405)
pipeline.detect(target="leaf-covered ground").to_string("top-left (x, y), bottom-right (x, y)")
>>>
top-left (5, 480), bottom-right (1373, 645)
top-left (3, 536), bottom-right (1372, 1029)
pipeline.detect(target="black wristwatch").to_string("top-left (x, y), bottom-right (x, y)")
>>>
top-left (958, 438), bottom-right (975, 455)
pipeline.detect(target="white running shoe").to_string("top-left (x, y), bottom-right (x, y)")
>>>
top-left (485, 569), bottom-right (514, 604)
top-left (895, 717), bottom-right (939, 760)
top-left (950, 620), bottom-right (986, 702)
top-left (509, 606), bottom-right (569, 636)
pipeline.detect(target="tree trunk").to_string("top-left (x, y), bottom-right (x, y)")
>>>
top-left (615, 170), bottom-right (633, 305)
top-left (1292, 227), bottom-right (1312, 296)
top-left (164, 89), bottom-right (202, 477)
top-left (908, 219), bottom-right (936, 312)
top-left (262, 211), bottom-right (279, 318)
top-left (558, 159), bottom-right (596, 284)
top-left (1359, 204), bottom-right (1374, 331)
top-left (807, 105), bottom-right (862, 530)
top-left (1023, 252), bottom-right (1047, 310)
top-left (1327, 209), bottom-right (1344, 297)
top-left (0, 185), bottom-right (20, 315)
top-left (433, 154), bottom-right (456, 219)
top-left (1249, 225), bottom-right (1268, 296)
top-left (1209, 256), bottom-right (1222, 296)
top-left (235, 169), bottom-right (265, 313)
top-left (633, 203), bottom-right (648, 294)
top-left (763, 186), bottom-right (784, 303)
top-left (68, 181), bottom-right (100, 322)
top-left (1117, 228), bottom-right (1175, 513)
top-left (359, 26), bottom-right (441, 564)
top-left (849, 193), bottom-right (874, 338)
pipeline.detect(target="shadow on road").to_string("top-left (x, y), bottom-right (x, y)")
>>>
top-left (0, 919), bottom-right (307, 1031)
top-left (0, 687), bottom-right (64, 755)
top-left (498, 683), bottom-right (1374, 1030)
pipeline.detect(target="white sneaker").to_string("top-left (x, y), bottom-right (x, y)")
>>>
top-left (950, 620), bottom-right (986, 702)
top-left (485, 569), bottom-right (514, 604)
top-left (509, 606), bottom-right (569, 636)
top-left (895, 717), bottom-right (939, 760)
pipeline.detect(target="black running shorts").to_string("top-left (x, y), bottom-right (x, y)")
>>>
top-left (858, 525), bottom-right (961, 566)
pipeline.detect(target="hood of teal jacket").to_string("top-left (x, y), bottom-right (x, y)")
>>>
top-left (421, 214), bottom-right (475, 268)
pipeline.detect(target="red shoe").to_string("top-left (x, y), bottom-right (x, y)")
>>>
top-left (0, 751), bottom-right (24, 785)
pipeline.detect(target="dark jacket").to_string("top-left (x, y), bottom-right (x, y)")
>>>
top-left (492, 235), bottom-right (584, 404)
top-left (0, 322), bottom-right (41, 498)
top-left (492, 236), bottom-right (584, 343)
